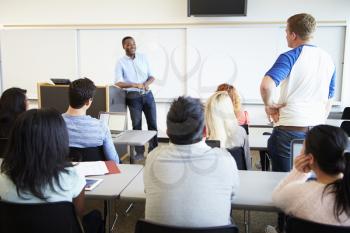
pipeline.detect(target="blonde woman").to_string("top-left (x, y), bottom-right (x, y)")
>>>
top-left (205, 91), bottom-right (251, 169)
top-left (216, 83), bottom-right (249, 125)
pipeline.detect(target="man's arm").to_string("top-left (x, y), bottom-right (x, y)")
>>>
top-left (143, 76), bottom-right (155, 90)
top-left (115, 82), bottom-right (144, 89)
top-left (260, 75), bottom-right (285, 123)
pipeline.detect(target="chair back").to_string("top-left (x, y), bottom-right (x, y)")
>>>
top-left (0, 201), bottom-right (84, 233)
top-left (0, 138), bottom-right (8, 158)
top-left (205, 140), bottom-right (221, 148)
top-left (69, 146), bottom-right (105, 162)
top-left (286, 216), bottom-right (350, 233)
top-left (341, 107), bottom-right (350, 119)
top-left (340, 121), bottom-right (350, 136)
top-left (227, 147), bottom-right (246, 170)
top-left (135, 219), bottom-right (238, 233)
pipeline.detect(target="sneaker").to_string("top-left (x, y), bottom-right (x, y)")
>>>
top-left (133, 153), bottom-right (144, 161)
top-left (265, 225), bottom-right (278, 233)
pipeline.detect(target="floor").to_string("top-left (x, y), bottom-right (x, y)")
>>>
top-left (85, 149), bottom-right (278, 233)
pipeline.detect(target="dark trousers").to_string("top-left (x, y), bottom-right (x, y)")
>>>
top-left (126, 91), bottom-right (158, 154)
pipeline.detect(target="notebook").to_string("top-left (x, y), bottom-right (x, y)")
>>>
top-left (99, 112), bottom-right (127, 135)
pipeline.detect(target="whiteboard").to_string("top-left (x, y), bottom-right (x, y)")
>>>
top-left (0, 29), bottom-right (78, 98)
top-left (186, 25), bottom-right (345, 102)
top-left (78, 29), bottom-right (186, 99)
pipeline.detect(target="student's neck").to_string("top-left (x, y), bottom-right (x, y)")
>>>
top-left (314, 169), bottom-right (342, 185)
top-left (66, 106), bottom-right (86, 116)
top-left (292, 39), bottom-right (310, 48)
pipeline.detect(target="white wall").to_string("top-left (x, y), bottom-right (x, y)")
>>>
top-left (1, 0), bottom-right (349, 135)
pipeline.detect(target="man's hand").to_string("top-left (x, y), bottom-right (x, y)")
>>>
top-left (134, 83), bottom-right (145, 89)
top-left (264, 103), bottom-right (286, 123)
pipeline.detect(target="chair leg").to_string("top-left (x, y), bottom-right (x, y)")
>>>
top-left (243, 210), bottom-right (251, 233)
top-left (124, 202), bottom-right (134, 216)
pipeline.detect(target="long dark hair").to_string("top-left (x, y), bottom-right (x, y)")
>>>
top-left (304, 125), bottom-right (350, 221)
top-left (0, 108), bottom-right (72, 200)
top-left (0, 87), bottom-right (27, 138)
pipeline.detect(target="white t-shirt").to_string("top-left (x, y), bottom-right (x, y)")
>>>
top-left (0, 166), bottom-right (86, 203)
top-left (144, 140), bottom-right (239, 227)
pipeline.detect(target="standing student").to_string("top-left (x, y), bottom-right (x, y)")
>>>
top-left (63, 78), bottom-right (119, 164)
top-left (260, 13), bottom-right (335, 172)
top-left (115, 36), bottom-right (158, 160)
top-left (0, 87), bottom-right (28, 138)
top-left (0, 109), bottom-right (104, 233)
top-left (144, 96), bottom-right (239, 227)
top-left (272, 125), bottom-right (350, 226)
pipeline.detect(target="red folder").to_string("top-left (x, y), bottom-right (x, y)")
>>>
top-left (105, 160), bottom-right (121, 174)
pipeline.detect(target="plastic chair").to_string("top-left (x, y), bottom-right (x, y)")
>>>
top-left (0, 201), bottom-right (84, 233)
top-left (340, 121), bottom-right (350, 136)
top-left (341, 107), bottom-right (350, 119)
top-left (135, 219), bottom-right (239, 233)
top-left (69, 146), bottom-right (105, 162)
top-left (286, 215), bottom-right (350, 233)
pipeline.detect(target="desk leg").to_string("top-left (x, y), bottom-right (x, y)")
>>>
top-left (105, 199), bottom-right (118, 233)
top-left (129, 145), bottom-right (135, 164)
top-left (243, 210), bottom-right (251, 233)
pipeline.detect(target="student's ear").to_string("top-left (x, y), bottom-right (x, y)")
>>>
top-left (308, 153), bottom-right (315, 166)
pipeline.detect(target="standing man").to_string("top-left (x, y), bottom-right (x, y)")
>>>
top-left (260, 13), bottom-right (335, 233)
top-left (115, 36), bottom-right (158, 160)
top-left (260, 13), bottom-right (335, 173)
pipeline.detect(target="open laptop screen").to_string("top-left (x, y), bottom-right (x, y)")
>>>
top-left (99, 112), bottom-right (126, 133)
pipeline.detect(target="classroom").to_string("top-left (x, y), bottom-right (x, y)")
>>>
top-left (0, 1), bottom-right (350, 233)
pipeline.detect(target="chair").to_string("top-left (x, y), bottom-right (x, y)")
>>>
top-left (341, 107), bottom-right (350, 119)
top-left (205, 140), bottom-right (221, 148)
top-left (135, 219), bottom-right (239, 233)
top-left (340, 121), bottom-right (350, 136)
top-left (240, 124), bottom-right (249, 135)
top-left (69, 146), bottom-right (106, 162)
top-left (286, 216), bottom-right (350, 233)
top-left (0, 201), bottom-right (84, 233)
top-left (227, 147), bottom-right (246, 170)
top-left (0, 138), bottom-right (8, 158)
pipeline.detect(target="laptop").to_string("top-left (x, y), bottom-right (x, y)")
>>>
top-left (99, 112), bottom-right (127, 136)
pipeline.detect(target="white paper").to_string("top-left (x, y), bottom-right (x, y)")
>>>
top-left (74, 161), bottom-right (108, 177)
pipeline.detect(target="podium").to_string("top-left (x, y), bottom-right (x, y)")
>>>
top-left (38, 83), bottom-right (126, 117)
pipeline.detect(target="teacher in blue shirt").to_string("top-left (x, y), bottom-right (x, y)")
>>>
top-left (115, 36), bottom-right (158, 160)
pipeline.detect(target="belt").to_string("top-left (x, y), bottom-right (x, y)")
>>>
top-left (127, 90), bottom-right (150, 95)
top-left (277, 125), bottom-right (312, 132)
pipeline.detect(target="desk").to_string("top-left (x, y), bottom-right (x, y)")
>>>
top-left (120, 169), bottom-right (287, 233)
top-left (250, 118), bottom-right (348, 128)
top-left (248, 127), bottom-right (272, 150)
top-left (120, 169), bottom-right (287, 211)
top-left (85, 164), bottom-right (143, 233)
top-left (112, 130), bottom-right (157, 163)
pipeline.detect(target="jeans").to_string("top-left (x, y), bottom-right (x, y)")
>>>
top-left (126, 91), bottom-right (158, 155)
top-left (267, 127), bottom-right (306, 172)
top-left (267, 127), bottom-right (306, 232)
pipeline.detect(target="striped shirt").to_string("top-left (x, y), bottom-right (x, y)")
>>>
top-left (62, 114), bottom-right (119, 163)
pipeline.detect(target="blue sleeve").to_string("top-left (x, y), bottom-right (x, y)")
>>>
top-left (115, 61), bottom-right (124, 83)
top-left (103, 126), bottom-right (120, 164)
top-left (265, 46), bottom-right (303, 86)
top-left (328, 69), bottom-right (336, 99)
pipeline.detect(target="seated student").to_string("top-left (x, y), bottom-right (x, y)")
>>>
top-left (216, 83), bottom-right (249, 126)
top-left (144, 96), bottom-right (239, 227)
top-left (0, 87), bottom-right (28, 138)
top-left (272, 125), bottom-right (350, 226)
top-left (0, 109), bottom-right (103, 233)
top-left (205, 91), bottom-right (251, 169)
top-left (63, 78), bottom-right (119, 164)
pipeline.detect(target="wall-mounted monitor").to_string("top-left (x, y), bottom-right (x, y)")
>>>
top-left (188, 0), bottom-right (247, 17)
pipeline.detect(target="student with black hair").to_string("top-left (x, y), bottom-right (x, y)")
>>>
top-left (144, 96), bottom-right (239, 227)
top-left (63, 78), bottom-right (119, 163)
top-left (0, 87), bottom-right (28, 138)
top-left (0, 108), bottom-right (104, 233)
top-left (272, 125), bottom-right (350, 225)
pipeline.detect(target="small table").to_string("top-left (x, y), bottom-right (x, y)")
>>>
top-left (112, 130), bottom-right (157, 163)
top-left (85, 164), bottom-right (143, 233)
